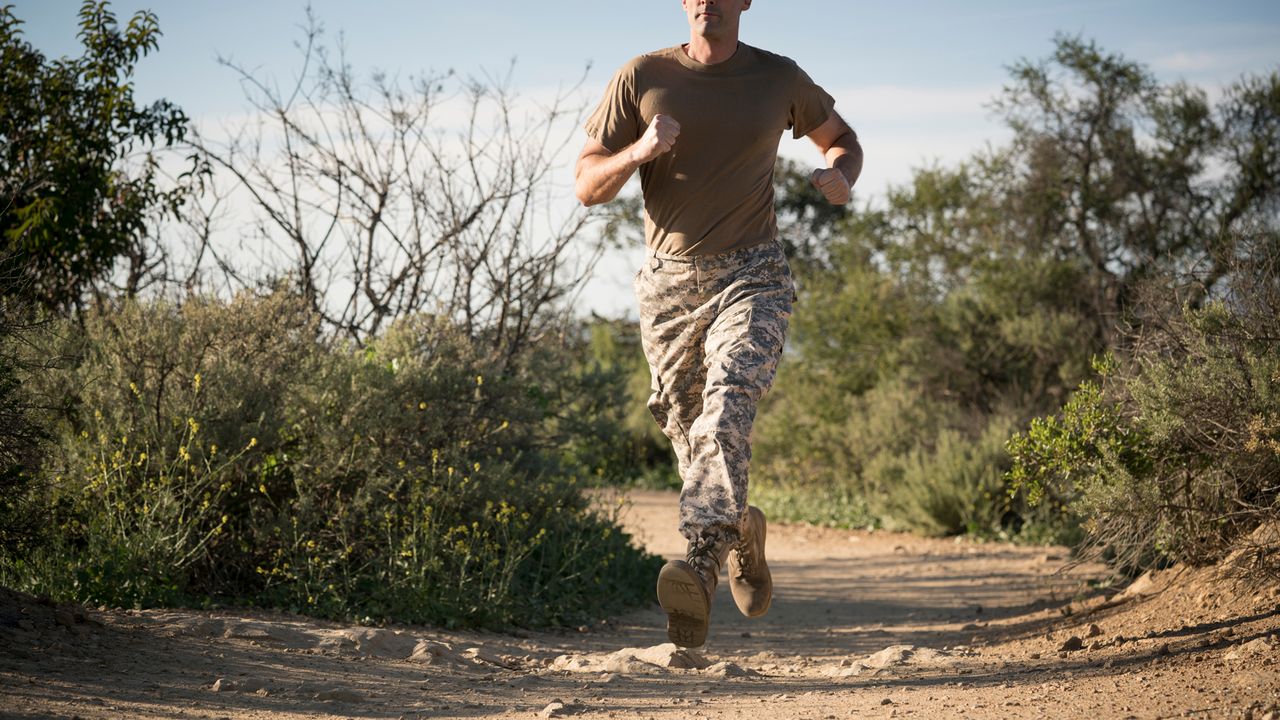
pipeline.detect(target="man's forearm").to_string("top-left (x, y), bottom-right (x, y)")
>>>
top-left (575, 147), bottom-right (643, 207)
top-left (825, 130), bottom-right (863, 188)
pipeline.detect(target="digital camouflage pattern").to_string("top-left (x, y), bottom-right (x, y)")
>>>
top-left (634, 239), bottom-right (795, 546)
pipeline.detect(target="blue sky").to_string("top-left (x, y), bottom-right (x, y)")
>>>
top-left (9, 0), bottom-right (1280, 315)
top-left (11, 1), bottom-right (1280, 193)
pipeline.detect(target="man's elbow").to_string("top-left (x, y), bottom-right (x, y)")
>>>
top-left (575, 181), bottom-right (601, 207)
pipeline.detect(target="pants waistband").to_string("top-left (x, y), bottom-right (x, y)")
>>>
top-left (645, 239), bottom-right (782, 267)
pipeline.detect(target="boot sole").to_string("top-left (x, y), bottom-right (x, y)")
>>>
top-left (656, 560), bottom-right (710, 648)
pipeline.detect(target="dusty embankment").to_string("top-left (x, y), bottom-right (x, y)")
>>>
top-left (1, 489), bottom-right (1278, 719)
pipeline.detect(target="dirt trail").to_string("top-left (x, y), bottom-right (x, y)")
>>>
top-left (2, 489), bottom-right (1278, 719)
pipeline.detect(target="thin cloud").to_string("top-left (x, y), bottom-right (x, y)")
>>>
top-left (828, 84), bottom-right (1003, 124)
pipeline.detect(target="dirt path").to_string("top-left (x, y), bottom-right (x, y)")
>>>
top-left (2, 489), bottom-right (1278, 719)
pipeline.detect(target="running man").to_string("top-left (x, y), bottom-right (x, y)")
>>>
top-left (574, 0), bottom-right (862, 647)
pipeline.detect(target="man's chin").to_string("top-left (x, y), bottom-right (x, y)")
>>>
top-left (694, 22), bottom-right (725, 39)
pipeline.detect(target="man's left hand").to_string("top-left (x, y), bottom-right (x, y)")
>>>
top-left (810, 168), bottom-right (851, 205)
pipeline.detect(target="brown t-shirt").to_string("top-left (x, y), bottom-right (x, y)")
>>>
top-left (585, 43), bottom-right (835, 256)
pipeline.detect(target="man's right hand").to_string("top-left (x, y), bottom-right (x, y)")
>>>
top-left (630, 114), bottom-right (681, 165)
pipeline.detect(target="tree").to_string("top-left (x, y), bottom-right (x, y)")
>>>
top-left (993, 36), bottom-right (1280, 339)
top-left (189, 13), bottom-right (603, 362)
top-left (751, 36), bottom-right (1280, 537)
top-left (0, 1), bottom-right (203, 312)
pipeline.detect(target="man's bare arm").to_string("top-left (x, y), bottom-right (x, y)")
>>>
top-left (805, 113), bottom-right (863, 205)
top-left (574, 115), bottom-right (681, 206)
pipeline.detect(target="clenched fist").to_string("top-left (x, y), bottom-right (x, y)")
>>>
top-left (810, 167), bottom-right (851, 205)
top-left (630, 114), bottom-right (681, 165)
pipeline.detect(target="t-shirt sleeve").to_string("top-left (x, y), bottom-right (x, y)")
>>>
top-left (584, 63), bottom-right (642, 153)
top-left (788, 65), bottom-right (836, 139)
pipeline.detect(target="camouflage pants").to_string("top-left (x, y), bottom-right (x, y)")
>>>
top-left (634, 239), bottom-right (795, 544)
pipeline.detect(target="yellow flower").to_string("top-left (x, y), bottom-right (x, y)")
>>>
top-left (248, 437), bottom-right (258, 449)
top-left (476, 375), bottom-right (483, 386)
top-left (193, 373), bottom-right (202, 392)
top-left (187, 417), bottom-right (200, 435)
top-left (210, 444), bottom-right (218, 456)
top-left (129, 382), bottom-right (140, 396)
top-left (418, 402), bottom-right (427, 410)
top-left (178, 446), bottom-right (190, 462)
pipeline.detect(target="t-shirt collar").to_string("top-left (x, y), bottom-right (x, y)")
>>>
top-left (675, 41), bottom-right (749, 74)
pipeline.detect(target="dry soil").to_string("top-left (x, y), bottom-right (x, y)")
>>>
top-left (2, 489), bottom-right (1278, 719)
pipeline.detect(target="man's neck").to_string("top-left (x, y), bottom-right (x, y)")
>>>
top-left (683, 34), bottom-right (739, 65)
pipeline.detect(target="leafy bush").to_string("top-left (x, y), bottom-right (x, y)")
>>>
top-left (0, 296), bottom-right (45, 557)
top-left (750, 39), bottom-right (1280, 543)
top-left (2, 293), bottom-right (662, 628)
top-left (752, 191), bottom-right (1097, 538)
top-left (559, 319), bottom-right (677, 490)
top-left (1009, 248), bottom-right (1280, 574)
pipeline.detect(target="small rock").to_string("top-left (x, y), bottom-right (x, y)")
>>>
top-left (17, 619), bottom-right (34, 632)
top-left (461, 646), bottom-right (519, 669)
top-left (1155, 643), bottom-right (1170, 656)
top-left (540, 700), bottom-right (568, 718)
top-left (1086, 623), bottom-right (1102, 638)
top-left (881, 698), bottom-right (893, 705)
top-left (866, 645), bottom-right (914, 668)
top-left (316, 688), bottom-right (364, 703)
top-left (1119, 571), bottom-right (1158, 598)
top-left (1225, 637), bottom-right (1275, 661)
top-left (343, 628), bottom-right (418, 658)
top-left (629, 643), bottom-right (711, 670)
top-left (211, 677), bottom-right (266, 694)
top-left (1058, 637), bottom-right (1084, 652)
top-left (703, 661), bottom-right (758, 678)
top-left (54, 609), bottom-right (76, 628)
top-left (408, 639), bottom-right (456, 664)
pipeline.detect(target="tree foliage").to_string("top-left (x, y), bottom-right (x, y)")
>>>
top-left (752, 37), bottom-right (1280, 544)
top-left (0, 1), bottom-right (203, 311)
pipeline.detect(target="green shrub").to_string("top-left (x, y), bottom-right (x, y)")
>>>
top-left (0, 297), bottom-right (45, 557)
top-left (2, 293), bottom-right (662, 628)
top-left (871, 417), bottom-right (1018, 536)
top-left (1009, 281), bottom-right (1280, 574)
top-left (557, 319), bottom-right (676, 489)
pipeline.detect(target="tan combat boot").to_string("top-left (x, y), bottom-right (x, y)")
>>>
top-left (656, 530), bottom-right (733, 648)
top-left (727, 505), bottom-right (773, 617)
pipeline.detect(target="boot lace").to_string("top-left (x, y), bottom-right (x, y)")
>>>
top-left (733, 534), bottom-right (756, 576)
top-left (686, 534), bottom-right (721, 573)
top-left (686, 528), bottom-right (735, 578)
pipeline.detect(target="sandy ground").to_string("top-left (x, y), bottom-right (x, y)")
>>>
top-left (1, 489), bottom-right (1278, 719)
